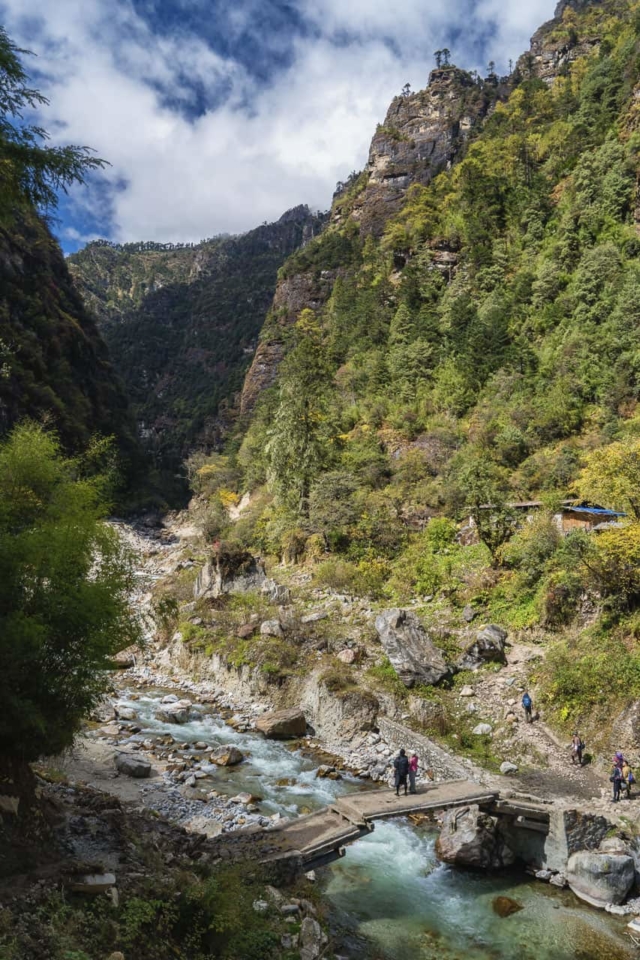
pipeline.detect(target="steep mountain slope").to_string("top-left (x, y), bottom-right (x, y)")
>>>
top-left (69, 206), bottom-right (324, 469)
top-left (0, 212), bottom-right (138, 468)
top-left (195, 0), bottom-right (640, 733)
top-left (240, 68), bottom-right (510, 414)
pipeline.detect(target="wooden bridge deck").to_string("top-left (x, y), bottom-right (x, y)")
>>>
top-left (265, 780), bottom-right (503, 870)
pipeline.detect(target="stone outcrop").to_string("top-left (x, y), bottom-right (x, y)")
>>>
top-left (194, 548), bottom-right (266, 600)
top-left (458, 625), bottom-right (508, 671)
top-left (350, 68), bottom-right (500, 237)
top-left (256, 708), bottom-right (307, 739)
top-left (374, 609), bottom-right (452, 687)
top-left (567, 851), bottom-right (635, 908)
top-left (525, 0), bottom-right (602, 86)
top-left (240, 270), bottom-right (339, 415)
top-left (435, 804), bottom-right (515, 869)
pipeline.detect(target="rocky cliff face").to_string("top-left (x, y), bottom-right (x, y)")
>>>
top-left (0, 212), bottom-right (137, 465)
top-left (69, 206), bottom-right (324, 471)
top-left (351, 68), bottom-right (502, 237)
top-left (240, 69), bottom-right (505, 414)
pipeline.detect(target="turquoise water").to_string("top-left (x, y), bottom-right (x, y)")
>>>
top-left (325, 819), bottom-right (635, 960)
top-left (120, 688), bottom-right (635, 959)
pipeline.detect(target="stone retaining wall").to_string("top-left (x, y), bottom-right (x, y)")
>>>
top-left (377, 717), bottom-right (476, 782)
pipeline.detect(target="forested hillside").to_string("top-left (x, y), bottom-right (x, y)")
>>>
top-left (69, 206), bottom-right (324, 477)
top-left (193, 0), bottom-right (640, 725)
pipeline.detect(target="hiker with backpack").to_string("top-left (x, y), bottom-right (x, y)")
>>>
top-left (611, 754), bottom-right (624, 803)
top-left (393, 748), bottom-right (409, 797)
top-left (571, 732), bottom-right (585, 766)
top-left (522, 691), bottom-right (533, 723)
top-left (622, 759), bottom-right (635, 799)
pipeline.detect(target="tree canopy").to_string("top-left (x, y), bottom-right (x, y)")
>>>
top-left (0, 26), bottom-right (105, 218)
top-left (0, 423), bottom-right (141, 763)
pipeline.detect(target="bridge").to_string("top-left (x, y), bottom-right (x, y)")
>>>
top-left (263, 780), bottom-right (552, 872)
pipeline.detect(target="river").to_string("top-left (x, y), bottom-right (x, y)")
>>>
top-left (116, 686), bottom-right (635, 960)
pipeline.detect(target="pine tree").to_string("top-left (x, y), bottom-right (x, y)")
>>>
top-left (266, 310), bottom-right (333, 514)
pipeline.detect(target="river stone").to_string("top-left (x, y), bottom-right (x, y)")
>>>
top-left (260, 619), bottom-right (283, 638)
top-left (156, 700), bottom-right (192, 724)
top-left (492, 896), bottom-right (523, 918)
top-left (436, 804), bottom-right (514, 870)
top-left (256, 708), bottom-right (307, 739)
top-left (567, 851), bottom-right (635, 907)
top-left (210, 745), bottom-right (244, 766)
top-left (161, 694), bottom-right (179, 704)
top-left (458, 624), bottom-right (508, 671)
top-left (115, 753), bottom-right (151, 778)
top-left (374, 609), bottom-right (452, 688)
top-left (114, 704), bottom-right (137, 721)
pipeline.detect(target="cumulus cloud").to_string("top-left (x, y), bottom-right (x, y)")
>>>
top-left (0, 0), bottom-right (558, 246)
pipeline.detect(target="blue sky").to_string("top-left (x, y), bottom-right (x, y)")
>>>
top-left (1, 0), bottom-right (558, 252)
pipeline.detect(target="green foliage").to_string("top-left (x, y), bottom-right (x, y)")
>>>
top-left (0, 27), bottom-right (105, 219)
top-left (0, 423), bottom-right (142, 762)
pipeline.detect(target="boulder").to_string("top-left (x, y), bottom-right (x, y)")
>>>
top-left (567, 851), bottom-right (635, 908)
top-left (115, 753), bottom-right (152, 778)
top-left (459, 685), bottom-right (474, 697)
top-left (262, 579), bottom-right (292, 605)
top-left (260, 619), bottom-right (284, 638)
top-left (230, 792), bottom-right (261, 804)
top-left (473, 723), bottom-right (493, 736)
top-left (156, 700), bottom-right (192, 724)
top-left (463, 605), bottom-right (477, 623)
top-left (337, 648), bottom-right (356, 665)
top-left (256, 708), bottom-right (307, 739)
top-left (236, 622), bottom-right (258, 639)
top-left (114, 704), bottom-right (137, 721)
top-left (301, 610), bottom-right (328, 623)
top-left (500, 761), bottom-right (518, 775)
top-left (299, 917), bottom-right (326, 960)
top-left (183, 816), bottom-right (224, 839)
top-left (210, 746), bottom-right (244, 766)
top-left (458, 624), bottom-right (508, 671)
top-left (69, 873), bottom-right (117, 894)
top-left (435, 804), bottom-right (514, 870)
top-left (374, 609), bottom-right (452, 688)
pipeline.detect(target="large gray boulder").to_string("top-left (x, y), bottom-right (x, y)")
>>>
top-left (374, 609), bottom-right (452, 688)
top-left (115, 753), bottom-right (152, 779)
top-left (435, 804), bottom-right (514, 870)
top-left (255, 708), bottom-right (307, 739)
top-left (567, 851), bottom-right (635, 908)
top-left (458, 624), bottom-right (508, 671)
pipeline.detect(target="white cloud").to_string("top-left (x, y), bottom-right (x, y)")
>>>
top-left (1, 0), bottom-right (558, 243)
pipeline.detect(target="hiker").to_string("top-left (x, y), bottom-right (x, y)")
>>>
top-left (611, 755), bottom-right (623, 803)
top-left (622, 759), bottom-right (635, 799)
top-left (393, 748), bottom-right (409, 797)
top-left (571, 732), bottom-right (584, 766)
top-left (522, 691), bottom-right (533, 723)
top-left (409, 753), bottom-right (419, 794)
